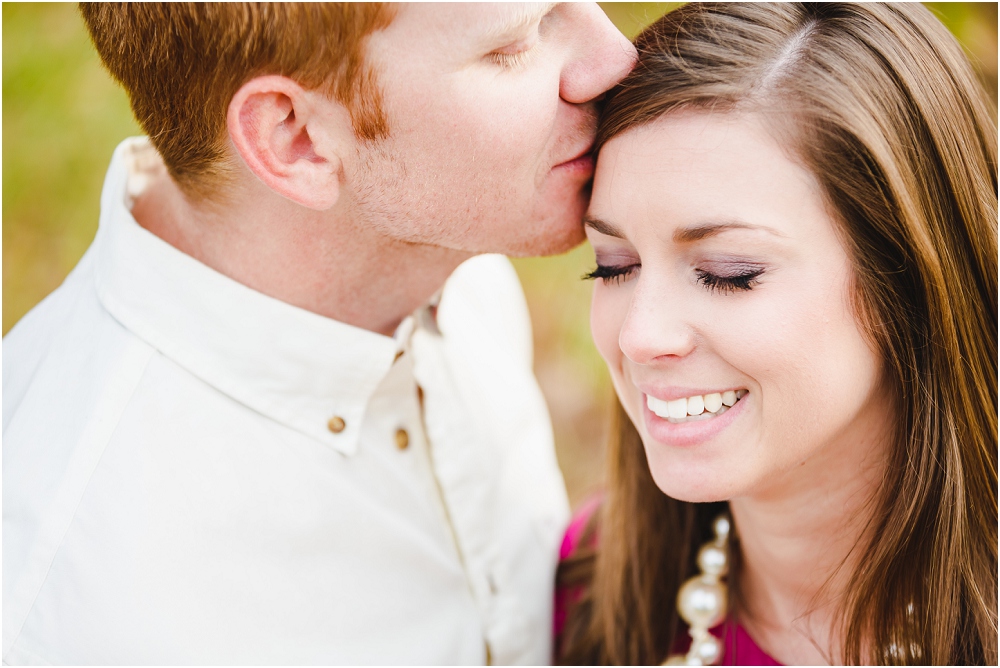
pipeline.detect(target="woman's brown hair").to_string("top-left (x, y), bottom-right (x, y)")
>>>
top-left (559, 3), bottom-right (997, 664)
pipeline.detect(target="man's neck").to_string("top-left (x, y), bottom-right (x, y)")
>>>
top-left (130, 171), bottom-right (473, 337)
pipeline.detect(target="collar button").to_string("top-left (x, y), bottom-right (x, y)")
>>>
top-left (327, 416), bottom-right (346, 433)
top-left (395, 428), bottom-right (410, 450)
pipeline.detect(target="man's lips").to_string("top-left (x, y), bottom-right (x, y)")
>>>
top-left (555, 142), bottom-right (596, 169)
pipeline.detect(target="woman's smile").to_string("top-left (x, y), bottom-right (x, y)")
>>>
top-left (645, 388), bottom-right (748, 422)
top-left (641, 388), bottom-right (750, 448)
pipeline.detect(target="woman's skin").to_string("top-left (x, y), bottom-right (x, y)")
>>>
top-left (586, 111), bottom-right (894, 664)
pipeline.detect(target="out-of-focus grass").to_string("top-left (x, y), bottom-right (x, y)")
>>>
top-left (3, 4), bottom-right (139, 336)
top-left (3, 3), bottom-right (996, 506)
top-left (927, 2), bottom-right (999, 104)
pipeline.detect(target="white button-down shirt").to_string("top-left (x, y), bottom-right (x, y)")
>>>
top-left (3, 138), bottom-right (569, 665)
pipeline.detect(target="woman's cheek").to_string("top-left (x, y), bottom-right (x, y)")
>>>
top-left (590, 283), bottom-right (630, 374)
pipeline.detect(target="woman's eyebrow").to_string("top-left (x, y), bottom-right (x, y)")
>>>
top-left (583, 215), bottom-right (625, 238)
top-left (673, 221), bottom-right (786, 243)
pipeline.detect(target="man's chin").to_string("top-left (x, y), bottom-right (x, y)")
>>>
top-left (502, 192), bottom-right (590, 257)
top-left (503, 219), bottom-right (588, 258)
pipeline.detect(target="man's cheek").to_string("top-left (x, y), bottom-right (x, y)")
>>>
top-left (457, 83), bottom-right (555, 146)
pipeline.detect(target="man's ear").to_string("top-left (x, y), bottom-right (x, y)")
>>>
top-left (227, 75), bottom-right (349, 211)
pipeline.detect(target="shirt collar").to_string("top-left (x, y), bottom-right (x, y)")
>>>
top-left (93, 137), bottom-right (413, 456)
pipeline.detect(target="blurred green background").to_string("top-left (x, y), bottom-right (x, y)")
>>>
top-left (4, 3), bottom-right (997, 505)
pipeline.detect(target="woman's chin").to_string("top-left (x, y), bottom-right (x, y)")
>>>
top-left (653, 481), bottom-right (733, 504)
top-left (644, 451), bottom-right (746, 504)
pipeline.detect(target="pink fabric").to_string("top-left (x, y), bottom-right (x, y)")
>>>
top-left (553, 496), bottom-right (601, 641)
top-left (676, 619), bottom-right (782, 666)
top-left (553, 501), bottom-right (781, 666)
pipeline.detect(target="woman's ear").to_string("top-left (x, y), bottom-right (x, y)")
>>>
top-left (227, 75), bottom-right (347, 211)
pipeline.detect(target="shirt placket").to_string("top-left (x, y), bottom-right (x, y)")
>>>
top-left (410, 326), bottom-right (506, 664)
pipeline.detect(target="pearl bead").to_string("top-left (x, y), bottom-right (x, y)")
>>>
top-left (690, 634), bottom-right (722, 665)
top-left (713, 515), bottom-right (730, 542)
top-left (677, 577), bottom-right (728, 629)
top-left (697, 544), bottom-right (728, 576)
top-left (662, 515), bottom-right (732, 666)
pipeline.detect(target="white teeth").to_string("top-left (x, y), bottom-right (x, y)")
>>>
top-left (646, 389), bottom-right (747, 423)
top-left (667, 398), bottom-right (688, 419)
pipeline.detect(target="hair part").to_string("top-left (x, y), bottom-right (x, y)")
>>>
top-left (79, 2), bottom-right (395, 201)
top-left (562, 3), bottom-right (997, 664)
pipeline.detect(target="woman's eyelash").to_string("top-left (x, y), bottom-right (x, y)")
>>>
top-left (582, 264), bottom-right (638, 285)
top-left (696, 268), bottom-right (764, 293)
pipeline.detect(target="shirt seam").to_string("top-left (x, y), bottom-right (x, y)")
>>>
top-left (2, 337), bottom-right (155, 661)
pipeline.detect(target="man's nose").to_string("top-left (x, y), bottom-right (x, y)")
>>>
top-left (560, 3), bottom-right (638, 105)
top-left (618, 280), bottom-right (697, 366)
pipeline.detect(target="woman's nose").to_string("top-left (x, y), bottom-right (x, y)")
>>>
top-left (618, 281), bottom-right (697, 365)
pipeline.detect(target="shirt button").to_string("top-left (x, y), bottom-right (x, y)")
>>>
top-left (327, 416), bottom-right (346, 433)
top-left (395, 428), bottom-right (410, 450)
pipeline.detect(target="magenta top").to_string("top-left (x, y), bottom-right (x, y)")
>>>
top-left (554, 499), bottom-right (781, 666)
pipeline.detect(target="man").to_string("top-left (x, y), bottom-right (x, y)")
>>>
top-left (2, 3), bottom-right (634, 664)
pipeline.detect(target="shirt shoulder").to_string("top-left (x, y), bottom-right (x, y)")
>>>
top-left (3, 249), bottom-right (155, 653)
top-left (436, 254), bottom-right (534, 370)
top-left (3, 246), bottom-right (99, 427)
top-left (3, 245), bottom-right (148, 434)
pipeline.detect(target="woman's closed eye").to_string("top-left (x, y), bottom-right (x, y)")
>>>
top-left (695, 267), bottom-right (764, 294)
top-left (583, 263), bottom-right (639, 285)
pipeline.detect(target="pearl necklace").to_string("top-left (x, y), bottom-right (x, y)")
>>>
top-left (663, 514), bottom-right (731, 666)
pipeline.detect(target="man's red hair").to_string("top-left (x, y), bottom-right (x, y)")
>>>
top-left (80, 3), bottom-right (394, 199)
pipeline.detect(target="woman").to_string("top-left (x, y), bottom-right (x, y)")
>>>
top-left (557, 3), bottom-right (997, 665)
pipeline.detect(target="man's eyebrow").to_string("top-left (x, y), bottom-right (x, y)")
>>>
top-left (483, 2), bottom-right (557, 43)
top-left (673, 221), bottom-right (786, 243)
top-left (583, 215), bottom-right (625, 238)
